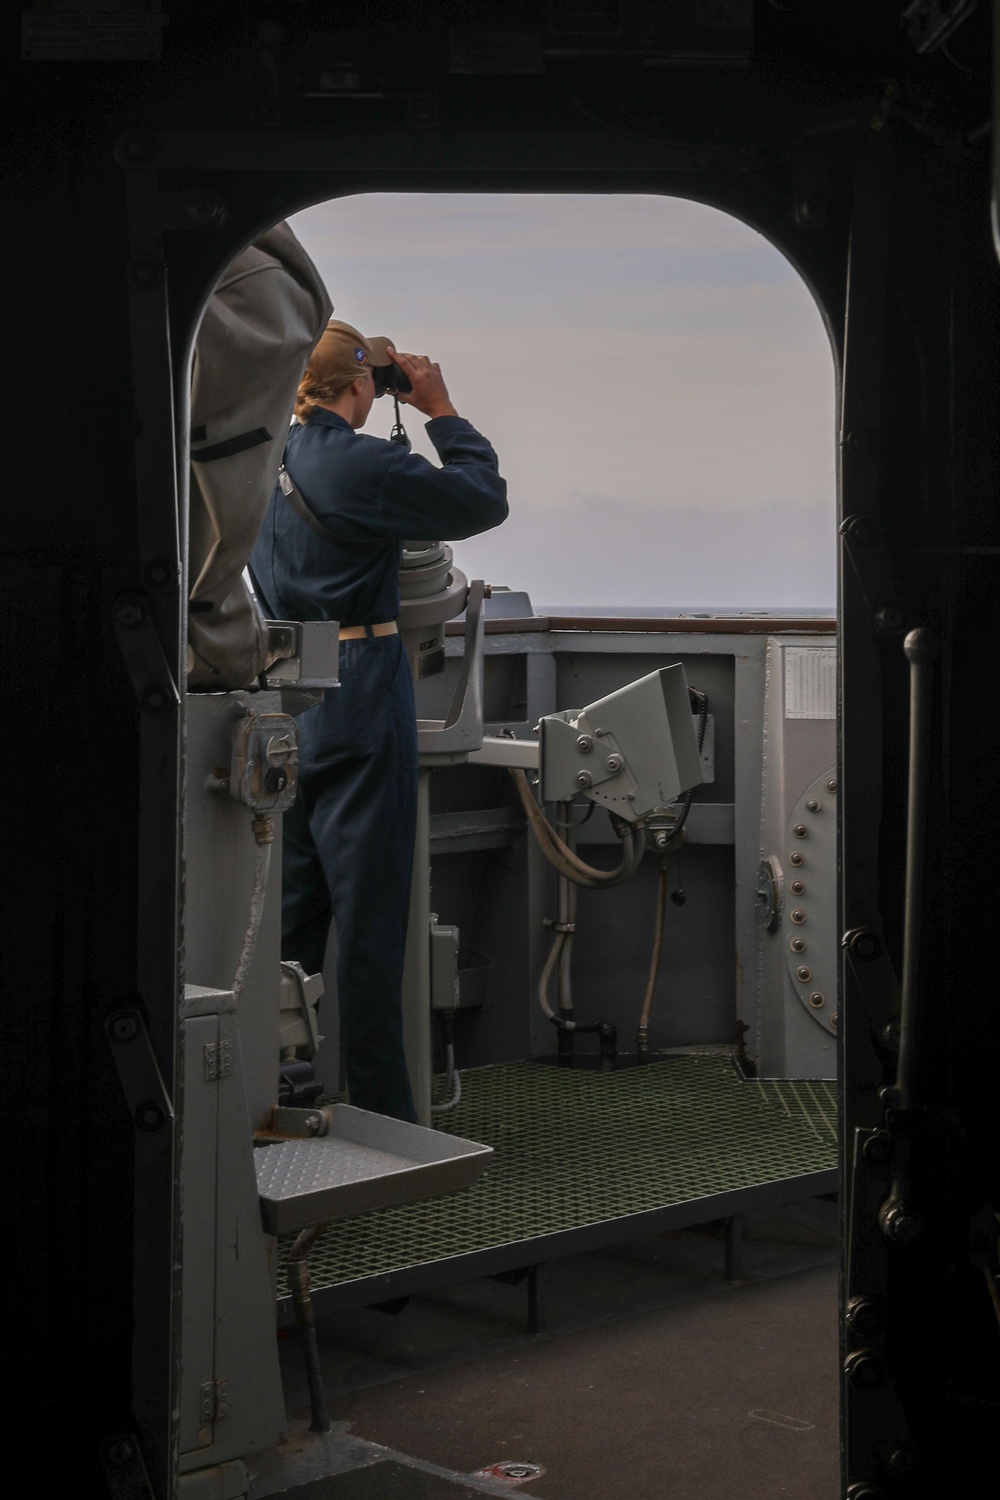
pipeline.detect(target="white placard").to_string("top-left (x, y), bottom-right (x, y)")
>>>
top-left (784, 646), bottom-right (836, 720)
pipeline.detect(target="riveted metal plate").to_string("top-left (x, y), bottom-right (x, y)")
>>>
top-left (783, 770), bottom-right (838, 1033)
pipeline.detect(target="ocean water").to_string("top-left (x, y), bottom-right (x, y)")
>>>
top-left (536, 603), bottom-right (836, 617)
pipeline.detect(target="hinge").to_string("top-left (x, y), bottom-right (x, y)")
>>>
top-left (199, 1378), bottom-right (229, 1423)
top-left (203, 1040), bottom-right (232, 1082)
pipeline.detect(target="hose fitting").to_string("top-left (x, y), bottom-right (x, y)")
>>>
top-left (251, 814), bottom-right (274, 845)
top-left (636, 1023), bottom-right (650, 1064)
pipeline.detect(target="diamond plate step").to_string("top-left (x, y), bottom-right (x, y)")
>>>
top-left (255, 1104), bottom-right (492, 1236)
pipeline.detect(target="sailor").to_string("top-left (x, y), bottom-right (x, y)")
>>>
top-left (249, 320), bottom-right (508, 1122)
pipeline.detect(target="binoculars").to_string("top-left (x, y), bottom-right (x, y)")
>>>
top-left (373, 362), bottom-right (412, 398)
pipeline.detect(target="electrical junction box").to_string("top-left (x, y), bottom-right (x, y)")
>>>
top-left (429, 917), bottom-right (460, 1011)
top-left (229, 709), bottom-right (299, 813)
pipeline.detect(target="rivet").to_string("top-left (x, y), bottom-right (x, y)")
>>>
top-left (830, 1011), bottom-right (839, 1027)
top-left (790, 880), bottom-right (805, 894)
top-left (790, 937), bottom-right (806, 954)
top-left (808, 991), bottom-right (825, 1008)
top-left (793, 823), bottom-right (808, 838)
top-left (790, 908), bottom-right (806, 924)
top-left (796, 965), bottom-right (812, 982)
top-left (825, 777), bottom-right (838, 793)
top-left (806, 797), bottom-right (821, 812)
top-left (789, 851), bottom-right (804, 867)
top-left (576, 771), bottom-right (593, 789)
top-left (576, 735), bottom-right (593, 754)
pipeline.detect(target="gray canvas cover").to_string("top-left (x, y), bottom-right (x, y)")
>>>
top-left (187, 221), bottom-right (332, 689)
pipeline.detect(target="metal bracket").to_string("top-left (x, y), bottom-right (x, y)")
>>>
top-left (100, 1433), bottom-right (156, 1500)
top-left (839, 514), bottom-right (912, 638)
top-left (113, 590), bottom-right (180, 715)
top-left (842, 926), bottom-right (902, 1042)
top-left (105, 1007), bottom-right (174, 1133)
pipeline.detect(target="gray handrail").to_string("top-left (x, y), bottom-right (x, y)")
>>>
top-left (896, 626), bottom-right (938, 1110)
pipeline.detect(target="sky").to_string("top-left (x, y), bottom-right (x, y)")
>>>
top-left (289, 193), bottom-right (837, 613)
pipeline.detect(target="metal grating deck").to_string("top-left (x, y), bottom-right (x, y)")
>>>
top-left (275, 1055), bottom-right (837, 1321)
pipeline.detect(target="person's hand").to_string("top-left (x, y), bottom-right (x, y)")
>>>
top-left (388, 349), bottom-right (459, 419)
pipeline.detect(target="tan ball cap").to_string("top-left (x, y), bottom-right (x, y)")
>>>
top-left (306, 319), bottom-right (395, 388)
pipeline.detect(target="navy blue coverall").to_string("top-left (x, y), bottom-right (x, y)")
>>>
top-left (249, 408), bottom-right (507, 1121)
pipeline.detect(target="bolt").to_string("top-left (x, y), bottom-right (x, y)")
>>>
top-left (845, 1297), bottom-right (882, 1338)
top-left (880, 1201), bottom-right (923, 1246)
top-left (129, 258), bottom-right (162, 287)
top-left (790, 880), bottom-right (805, 894)
top-left (888, 1448), bottom-right (916, 1477)
top-left (109, 1014), bottom-right (138, 1043)
top-left (796, 965), bottom-right (812, 982)
top-left (825, 777), bottom-right (837, 793)
top-left (788, 851), bottom-right (804, 867)
top-left (830, 1011), bottom-right (838, 1027)
top-left (116, 600), bottom-right (144, 628)
top-left (576, 771), bottom-right (593, 789)
top-left (790, 908), bottom-right (806, 924)
top-left (144, 558), bottom-right (175, 589)
top-left (848, 928), bottom-right (882, 961)
top-left (841, 432), bottom-right (871, 461)
top-left (304, 1113), bottom-right (323, 1136)
top-left (793, 823), bottom-right (808, 838)
top-left (142, 685), bottom-right (171, 714)
top-left (844, 1348), bottom-right (884, 1387)
top-left (605, 753), bottom-right (623, 772)
top-left (185, 193), bottom-right (227, 228)
top-left (796, 195), bottom-right (830, 229)
top-left (862, 1130), bottom-right (891, 1164)
top-left (881, 1019), bottom-right (900, 1051)
top-left (576, 735), bottom-right (593, 754)
top-left (874, 604), bottom-right (905, 634)
top-left (135, 1100), bottom-right (167, 1133)
top-left (790, 937), bottom-right (806, 954)
top-left (878, 1084), bottom-right (901, 1111)
top-left (805, 797), bottom-right (821, 813)
top-left (808, 991), bottom-right (825, 1008)
top-left (105, 1439), bottom-right (133, 1466)
top-left (841, 513), bottom-right (873, 543)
